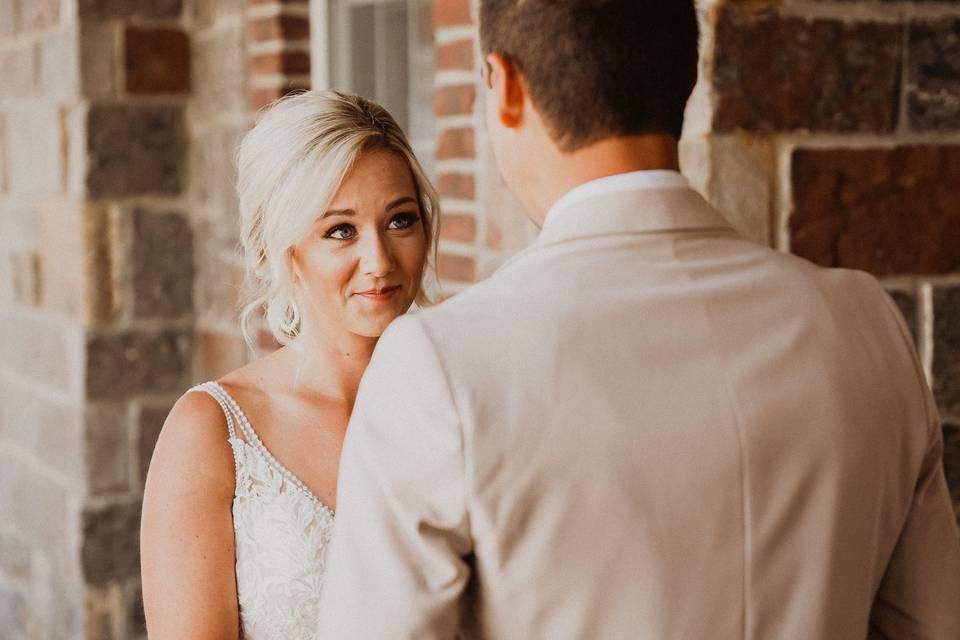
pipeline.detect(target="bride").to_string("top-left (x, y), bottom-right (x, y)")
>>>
top-left (140, 90), bottom-right (439, 638)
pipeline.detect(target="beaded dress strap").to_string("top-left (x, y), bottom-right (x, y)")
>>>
top-left (190, 381), bottom-right (241, 441)
top-left (193, 381), bottom-right (334, 516)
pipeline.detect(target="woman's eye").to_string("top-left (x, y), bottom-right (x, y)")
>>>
top-left (388, 212), bottom-right (420, 231)
top-left (325, 223), bottom-right (356, 240)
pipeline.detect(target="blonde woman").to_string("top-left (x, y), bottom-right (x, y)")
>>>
top-left (140, 91), bottom-right (439, 639)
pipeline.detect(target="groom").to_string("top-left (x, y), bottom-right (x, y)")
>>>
top-left (319, 1), bottom-right (960, 637)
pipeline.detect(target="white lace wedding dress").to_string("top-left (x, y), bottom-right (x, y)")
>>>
top-left (191, 381), bottom-right (336, 639)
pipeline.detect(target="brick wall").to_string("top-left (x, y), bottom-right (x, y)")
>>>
top-left (431, 0), bottom-right (536, 297)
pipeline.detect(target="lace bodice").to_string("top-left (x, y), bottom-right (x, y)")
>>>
top-left (191, 381), bottom-right (335, 640)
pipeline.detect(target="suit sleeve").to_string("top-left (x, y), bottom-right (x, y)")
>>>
top-left (869, 292), bottom-right (960, 639)
top-left (317, 315), bottom-right (472, 639)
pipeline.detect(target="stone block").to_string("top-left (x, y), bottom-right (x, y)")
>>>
top-left (80, 22), bottom-right (118, 100)
top-left (704, 133), bottom-right (774, 246)
top-left (86, 329), bottom-right (193, 398)
top-left (908, 18), bottom-right (960, 131)
top-left (81, 501), bottom-right (141, 585)
top-left (86, 104), bottom-right (184, 197)
top-left (933, 285), bottom-right (960, 418)
top-left (192, 26), bottom-right (246, 119)
top-left (0, 452), bottom-right (72, 555)
top-left (713, 6), bottom-right (900, 133)
top-left (6, 106), bottom-right (62, 195)
top-left (789, 146), bottom-right (960, 276)
top-left (138, 404), bottom-right (170, 487)
top-left (887, 287), bottom-right (919, 347)
top-left (39, 27), bottom-right (80, 101)
top-left (37, 200), bottom-right (88, 321)
top-left (0, 45), bottom-right (35, 99)
top-left (125, 27), bottom-right (190, 95)
top-left (0, 379), bottom-right (84, 480)
top-left (131, 209), bottom-right (194, 319)
top-left (78, 0), bottom-right (182, 20)
top-left (35, 201), bottom-right (116, 324)
top-left (943, 421), bottom-right (960, 526)
top-left (85, 403), bottom-right (130, 495)
top-left (0, 311), bottom-right (84, 396)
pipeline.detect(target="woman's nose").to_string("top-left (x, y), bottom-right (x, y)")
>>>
top-left (359, 232), bottom-right (395, 277)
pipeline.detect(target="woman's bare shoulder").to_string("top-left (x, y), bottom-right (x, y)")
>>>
top-left (144, 387), bottom-right (236, 500)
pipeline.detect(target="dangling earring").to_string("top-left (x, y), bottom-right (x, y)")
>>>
top-left (280, 297), bottom-right (301, 339)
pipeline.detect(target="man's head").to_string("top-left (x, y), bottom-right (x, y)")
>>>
top-left (479, 0), bottom-right (699, 151)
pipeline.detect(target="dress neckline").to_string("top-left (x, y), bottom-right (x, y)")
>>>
top-left (208, 381), bottom-right (335, 518)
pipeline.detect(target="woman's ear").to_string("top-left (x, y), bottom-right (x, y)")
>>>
top-left (485, 52), bottom-right (525, 129)
top-left (287, 248), bottom-right (301, 285)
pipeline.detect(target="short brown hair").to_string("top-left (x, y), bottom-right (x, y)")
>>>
top-left (480, 0), bottom-right (699, 151)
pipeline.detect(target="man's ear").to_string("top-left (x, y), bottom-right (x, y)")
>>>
top-left (485, 52), bottom-right (524, 129)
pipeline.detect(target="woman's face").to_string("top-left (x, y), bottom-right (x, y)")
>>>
top-left (291, 149), bottom-right (428, 339)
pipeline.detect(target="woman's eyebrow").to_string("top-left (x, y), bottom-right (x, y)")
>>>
top-left (321, 208), bottom-right (356, 219)
top-left (386, 197), bottom-right (417, 210)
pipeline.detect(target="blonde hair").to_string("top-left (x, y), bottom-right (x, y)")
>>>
top-left (236, 90), bottom-right (440, 350)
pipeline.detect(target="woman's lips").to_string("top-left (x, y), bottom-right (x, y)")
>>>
top-left (356, 285), bottom-right (401, 301)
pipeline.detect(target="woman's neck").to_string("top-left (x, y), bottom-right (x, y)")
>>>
top-left (284, 326), bottom-right (377, 407)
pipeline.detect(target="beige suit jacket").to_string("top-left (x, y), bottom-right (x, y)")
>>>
top-left (318, 184), bottom-right (960, 639)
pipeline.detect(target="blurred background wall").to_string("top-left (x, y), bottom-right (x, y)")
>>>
top-left (0, 0), bottom-right (957, 637)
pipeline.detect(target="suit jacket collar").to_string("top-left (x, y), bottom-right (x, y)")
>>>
top-left (538, 180), bottom-right (734, 246)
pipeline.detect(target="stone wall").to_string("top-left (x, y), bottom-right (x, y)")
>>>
top-left (0, 0), bottom-right (89, 636)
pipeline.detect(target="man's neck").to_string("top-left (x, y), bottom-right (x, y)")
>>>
top-left (526, 134), bottom-right (680, 225)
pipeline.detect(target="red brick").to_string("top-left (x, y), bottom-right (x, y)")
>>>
top-left (437, 127), bottom-right (475, 159)
top-left (438, 253), bottom-right (476, 283)
top-left (251, 51), bottom-right (311, 76)
top-left (433, 0), bottom-right (472, 28)
top-left (438, 173), bottom-right (475, 200)
top-left (713, 6), bottom-right (900, 133)
top-left (439, 213), bottom-right (476, 243)
top-left (125, 27), bottom-right (191, 95)
top-left (436, 39), bottom-right (474, 71)
top-left (789, 146), bottom-right (960, 276)
top-left (434, 84), bottom-right (475, 116)
top-left (198, 331), bottom-right (245, 380)
top-left (247, 15), bottom-right (310, 42)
